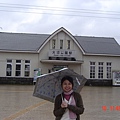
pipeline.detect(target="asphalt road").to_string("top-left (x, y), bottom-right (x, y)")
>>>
top-left (0, 85), bottom-right (120, 120)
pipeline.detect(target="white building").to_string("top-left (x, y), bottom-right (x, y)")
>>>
top-left (0, 27), bottom-right (120, 85)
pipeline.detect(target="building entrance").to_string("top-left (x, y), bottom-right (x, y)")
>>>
top-left (52, 65), bottom-right (68, 71)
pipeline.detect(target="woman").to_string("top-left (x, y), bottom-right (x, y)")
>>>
top-left (53, 76), bottom-right (84, 120)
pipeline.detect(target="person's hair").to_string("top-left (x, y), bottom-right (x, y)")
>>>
top-left (61, 76), bottom-right (74, 87)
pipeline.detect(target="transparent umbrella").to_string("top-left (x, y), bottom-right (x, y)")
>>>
top-left (33, 68), bottom-right (87, 103)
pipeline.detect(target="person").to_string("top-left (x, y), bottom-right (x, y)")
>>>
top-left (53, 76), bottom-right (84, 120)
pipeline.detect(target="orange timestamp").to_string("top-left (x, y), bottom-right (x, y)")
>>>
top-left (102, 106), bottom-right (120, 111)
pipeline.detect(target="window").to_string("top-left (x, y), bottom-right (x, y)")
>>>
top-left (15, 60), bottom-right (21, 76)
top-left (60, 39), bottom-right (63, 49)
top-left (6, 59), bottom-right (12, 76)
top-left (24, 60), bottom-right (30, 77)
top-left (52, 39), bottom-right (56, 49)
top-left (98, 62), bottom-right (104, 79)
top-left (25, 60), bottom-right (30, 63)
top-left (16, 60), bottom-right (21, 63)
top-left (106, 62), bottom-right (112, 79)
top-left (90, 62), bottom-right (95, 78)
top-left (67, 40), bottom-right (70, 49)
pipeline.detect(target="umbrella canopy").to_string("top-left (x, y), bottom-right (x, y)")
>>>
top-left (33, 68), bottom-right (87, 102)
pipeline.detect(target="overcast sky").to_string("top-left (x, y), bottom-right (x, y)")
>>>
top-left (0, 0), bottom-right (120, 44)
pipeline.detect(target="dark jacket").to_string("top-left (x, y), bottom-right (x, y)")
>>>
top-left (53, 92), bottom-right (84, 120)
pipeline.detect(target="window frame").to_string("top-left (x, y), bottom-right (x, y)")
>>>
top-left (6, 59), bottom-right (12, 76)
top-left (60, 39), bottom-right (63, 49)
top-left (90, 62), bottom-right (96, 78)
top-left (67, 40), bottom-right (70, 49)
top-left (15, 60), bottom-right (21, 76)
top-left (106, 62), bottom-right (112, 79)
top-left (24, 60), bottom-right (30, 77)
top-left (98, 62), bottom-right (104, 79)
top-left (52, 39), bottom-right (56, 49)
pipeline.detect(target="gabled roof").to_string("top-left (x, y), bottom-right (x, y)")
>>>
top-left (38, 27), bottom-right (84, 53)
top-left (75, 36), bottom-right (120, 56)
top-left (0, 32), bottom-right (49, 52)
top-left (0, 27), bottom-right (120, 56)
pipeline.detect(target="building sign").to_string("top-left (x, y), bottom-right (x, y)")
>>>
top-left (49, 50), bottom-right (76, 57)
top-left (112, 71), bottom-right (120, 86)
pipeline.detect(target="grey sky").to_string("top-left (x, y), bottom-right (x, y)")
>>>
top-left (0, 0), bottom-right (120, 44)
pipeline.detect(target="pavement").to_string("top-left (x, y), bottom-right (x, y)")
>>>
top-left (0, 85), bottom-right (120, 120)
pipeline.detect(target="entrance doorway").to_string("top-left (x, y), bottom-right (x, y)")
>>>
top-left (52, 65), bottom-right (68, 71)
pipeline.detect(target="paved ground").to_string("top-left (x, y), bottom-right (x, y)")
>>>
top-left (0, 85), bottom-right (120, 120)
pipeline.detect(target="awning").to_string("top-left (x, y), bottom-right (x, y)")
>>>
top-left (40, 59), bottom-right (84, 64)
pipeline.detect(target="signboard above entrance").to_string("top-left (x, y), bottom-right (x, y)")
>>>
top-left (48, 50), bottom-right (76, 58)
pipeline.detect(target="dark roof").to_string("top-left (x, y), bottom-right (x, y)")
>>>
top-left (0, 32), bottom-right (49, 51)
top-left (0, 32), bottom-right (120, 55)
top-left (75, 36), bottom-right (120, 55)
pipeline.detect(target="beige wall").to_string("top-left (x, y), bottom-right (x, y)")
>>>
top-left (1, 30), bottom-right (120, 80)
top-left (38, 31), bottom-right (83, 74)
top-left (38, 30), bottom-right (120, 79)
top-left (82, 55), bottom-right (120, 79)
top-left (0, 52), bottom-right (39, 77)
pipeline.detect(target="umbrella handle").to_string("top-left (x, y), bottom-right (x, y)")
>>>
top-left (61, 94), bottom-right (64, 101)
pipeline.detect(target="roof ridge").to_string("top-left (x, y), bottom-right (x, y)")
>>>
top-left (0, 32), bottom-right (50, 36)
top-left (74, 35), bottom-right (114, 39)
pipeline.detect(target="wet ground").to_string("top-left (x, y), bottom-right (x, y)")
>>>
top-left (0, 85), bottom-right (120, 120)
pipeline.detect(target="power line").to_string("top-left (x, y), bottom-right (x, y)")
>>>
top-left (0, 2), bottom-right (120, 14)
top-left (0, 5), bottom-right (120, 16)
top-left (0, 9), bottom-right (120, 19)
top-left (0, 2), bottom-right (120, 19)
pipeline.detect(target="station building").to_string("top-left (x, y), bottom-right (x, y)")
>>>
top-left (0, 27), bottom-right (120, 85)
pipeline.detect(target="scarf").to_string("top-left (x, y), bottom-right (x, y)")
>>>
top-left (64, 90), bottom-right (73, 101)
top-left (63, 90), bottom-right (77, 119)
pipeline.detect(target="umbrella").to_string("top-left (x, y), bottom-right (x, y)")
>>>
top-left (33, 68), bottom-right (87, 103)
